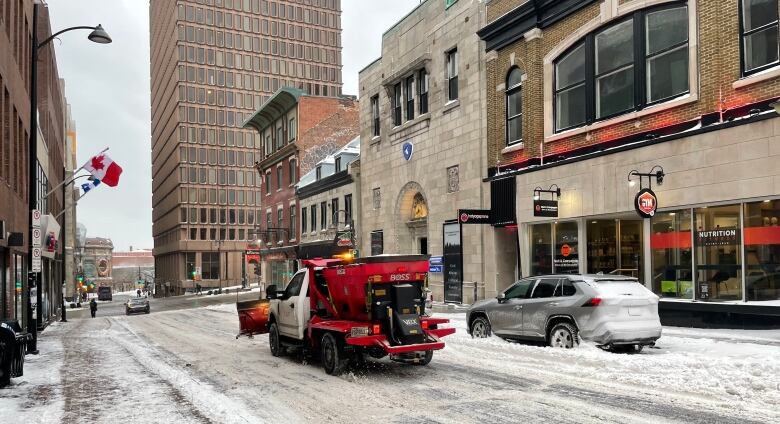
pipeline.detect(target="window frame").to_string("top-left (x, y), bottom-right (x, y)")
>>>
top-left (553, 4), bottom-right (690, 133)
top-left (392, 82), bottom-right (402, 126)
top-left (418, 68), bottom-right (429, 115)
top-left (370, 95), bottom-right (380, 137)
top-left (404, 75), bottom-right (415, 121)
top-left (447, 48), bottom-right (459, 101)
top-left (505, 68), bottom-right (523, 146)
top-left (739, 0), bottom-right (780, 76)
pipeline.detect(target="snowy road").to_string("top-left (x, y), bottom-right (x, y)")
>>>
top-left (3, 301), bottom-right (780, 423)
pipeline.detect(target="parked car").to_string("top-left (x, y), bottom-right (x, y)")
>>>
top-left (467, 274), bottom-right (661, 352)
top-left (126, 297), bottom-right (150, 315)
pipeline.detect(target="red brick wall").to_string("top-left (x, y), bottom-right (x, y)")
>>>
top-left (485, 0), bottom-right (780, 171)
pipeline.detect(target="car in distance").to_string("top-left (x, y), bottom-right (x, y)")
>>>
top-left (126, 297), bottom-right (150, 315)
top-left (467, 275), bottom-right (661, 352)
top-left (97, 286), bottom-right (112, 301)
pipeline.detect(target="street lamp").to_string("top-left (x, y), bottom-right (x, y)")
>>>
top-left (27, 3), bottom-right (111, 354)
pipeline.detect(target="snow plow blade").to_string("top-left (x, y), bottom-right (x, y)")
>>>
top-left (236, 299), bottom-right (270, 338)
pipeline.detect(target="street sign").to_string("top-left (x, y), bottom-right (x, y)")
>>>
top-left (32, 247), bottom-right (42, 272)
top-left (32, 209), bottom-right (41, 228)
top-left (32, 228), bottom-right (41, 248)
top-left (429, 255), bottom-right (443, 266)
top-left (429, 265), bottom-right (443, 273)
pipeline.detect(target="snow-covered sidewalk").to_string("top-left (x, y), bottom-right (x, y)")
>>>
top-left (2, 303), bottom-right (779, 423)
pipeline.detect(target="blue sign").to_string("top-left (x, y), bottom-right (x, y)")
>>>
top-left (429, 255), bottom-right (443, 266)
top-left (429, 265), bottom-right (443, 273)
top-left (402, 141), bottom-right (414, 161)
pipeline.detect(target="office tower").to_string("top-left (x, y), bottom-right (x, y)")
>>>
top-left (150, 0), bottom-right (343, 294)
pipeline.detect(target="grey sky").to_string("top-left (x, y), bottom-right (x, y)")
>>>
top-left (47, 0), bottom-right (420, 250)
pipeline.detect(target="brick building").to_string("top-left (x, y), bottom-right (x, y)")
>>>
top-left (358, 0), bottom-right (488, 303)
top-left (150, 0), bottom-right (345, 294)
top-left (479, 0), bottom-right (780, 322)
top-left (243, 88), bottom-right (358, 287)
top-left (1, 1), bottom-right (66, 330)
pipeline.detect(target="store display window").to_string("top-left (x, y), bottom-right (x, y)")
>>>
top-left (651, 210), bottom-right (693, 299)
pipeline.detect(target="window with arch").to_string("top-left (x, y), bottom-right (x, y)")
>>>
top-left (554, 4), bottom-right (689, 132)
top-left (506, 68), bottom-right (523, 146)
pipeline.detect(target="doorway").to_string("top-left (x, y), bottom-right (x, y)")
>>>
top-left (419, 237), bottom-right (428, 255)
top-left (587, 218), bottom-right (643, 282)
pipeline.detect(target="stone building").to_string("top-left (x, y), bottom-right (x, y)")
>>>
top-left (478, 0), bottom-right (780, 323)
top-left (150, 0), bottom-right (345, 294)
top-left (358, 0), bottom-right (489, 303)
top-left (243, 88), bottom-right (358, 287)
top-left (82, 237), bottom-right (113, 292)
top-left (296, 136), bottom-right (359, 260)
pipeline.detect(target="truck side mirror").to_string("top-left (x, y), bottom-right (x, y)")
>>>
top-left (266, 285), bottom-right (278, 300)
top-left (497, 293), bottom-right (506, 303)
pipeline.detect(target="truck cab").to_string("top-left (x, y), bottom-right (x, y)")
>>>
top-left (269, 268), bottom-right (309, 341)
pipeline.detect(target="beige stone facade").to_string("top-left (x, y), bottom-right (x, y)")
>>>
top-left (358, 0), bottom-right (490, 303)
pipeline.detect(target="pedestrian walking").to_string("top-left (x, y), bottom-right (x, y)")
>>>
top-left (90, 298), bottom-right (98, 318)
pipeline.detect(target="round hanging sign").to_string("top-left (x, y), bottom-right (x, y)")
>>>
top-left (634, 188), bottom-right (658, 218)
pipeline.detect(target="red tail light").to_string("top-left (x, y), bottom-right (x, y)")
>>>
top-left (421, 320), bottom-right (429, 330)
top-left (372, 323), bottom-right (381, 334)
top-left (396, 266), bottom-right (407, 273)
top-left (583, 297), bottom-right (602, 307)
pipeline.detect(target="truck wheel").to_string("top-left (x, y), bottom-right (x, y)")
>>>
top-left (412, 350), bottom-right (433, 366)
top-left (269, 323), bottom-right (282, 357)
top-left (321, 333), bottom-right (347, 376)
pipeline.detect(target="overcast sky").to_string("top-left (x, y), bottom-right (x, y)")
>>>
top-left (47, 0), bottom-right (420, 250)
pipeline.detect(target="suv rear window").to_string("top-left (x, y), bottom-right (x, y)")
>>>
top-left (554, 280), bottom-right (576, 297)
top-left (531, 279), bottom-right (558, 298)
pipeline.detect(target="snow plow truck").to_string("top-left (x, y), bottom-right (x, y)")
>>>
top-left (236, 255), bottom-right (455, 375)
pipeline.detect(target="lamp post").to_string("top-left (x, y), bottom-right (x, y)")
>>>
top-left (27, 3), bottom-right (111, 353)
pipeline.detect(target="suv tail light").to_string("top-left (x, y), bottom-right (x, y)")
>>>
top-left (372, 323), bottom-right (381, 334)
top-left (582, 297), bottom-right (602, 307)
top-left (421, 320), bottom-right (429, 330)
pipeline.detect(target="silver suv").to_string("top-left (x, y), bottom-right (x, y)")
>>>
top-left (467, 275), bottom-right (661, 352)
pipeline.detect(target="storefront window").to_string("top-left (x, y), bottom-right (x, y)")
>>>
top-left (743, 200), bottom-right (780, 301)
top-left (694, 205), bottom-right (742, 301)
top-left (14, 254), bottom-right (24, 324)
top-left (530, 223), bottom-right (552, 275)
top-left (651, 210), bottom-right (693, 299)
top-left (587, 220), bottom-right (617, 274)
top-left (554, 222), bottom-right (579, 274)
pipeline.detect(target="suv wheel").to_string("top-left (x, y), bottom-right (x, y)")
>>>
top-left (548, 322), bottom-right (579, 349)
top-left (470, 316), bottom-right (491, 338)
top-left (269, 322), bottom-right (282, 357)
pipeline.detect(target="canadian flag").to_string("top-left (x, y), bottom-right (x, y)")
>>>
top-left (82, 152), bottom-right (123, 187)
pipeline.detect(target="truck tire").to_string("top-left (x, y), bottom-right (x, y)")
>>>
top-left (269, 322), bottom-right (282, 357)
top-left (321, 333), bottom-right (347, 376)
top-left (412, 350), bottom-right (433, 366)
